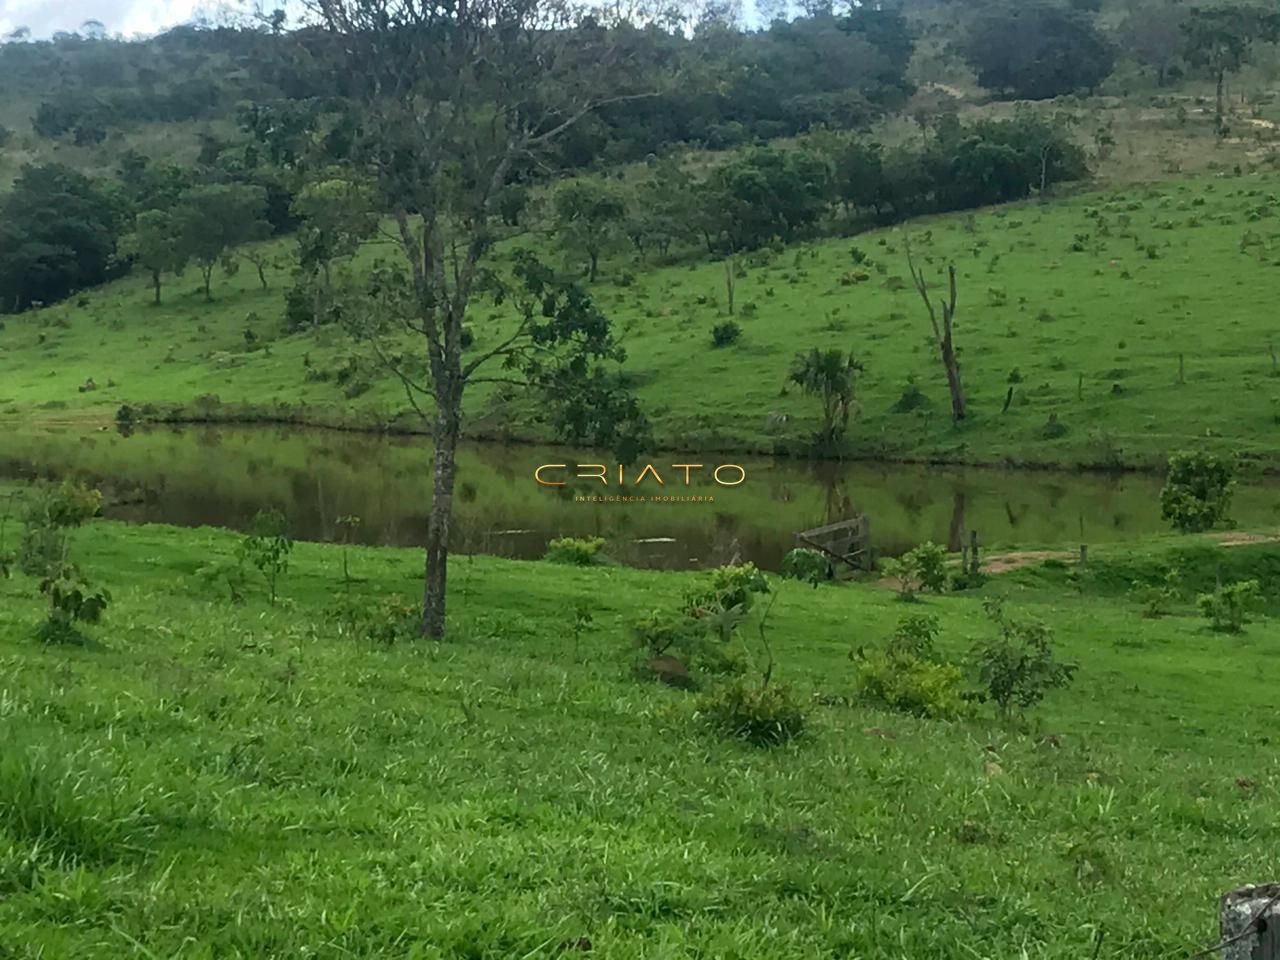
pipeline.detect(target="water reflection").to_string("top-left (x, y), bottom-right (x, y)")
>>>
top-left (1, 424), bottom-right (1278, 571)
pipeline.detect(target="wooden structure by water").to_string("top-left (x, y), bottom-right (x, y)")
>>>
top-left (795, 515), bottom-right (873, 576)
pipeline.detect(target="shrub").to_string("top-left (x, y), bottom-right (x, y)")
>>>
top-left (891, 379), bottom-right (930, 413)
top-left (685, 562), bottom-right (770, 614)
top-left (328, 594), bottom-right (421, 645)
top-left (697, 679), bottom-right (807, 746)
top-left (880, 542), bottom-right (947, 600)
top-left (16, 482), bottom-right (109, 643)
top-left (35, 572), bottom-right (110, 645)
top-left (853, 613), bottom-right (972, 720)
top-left (948, 568), bottom-right (988, 592)
top-left (972, 598), bottom-right (1076, 717)
top-left (1197, 579), bottom-right (1261, 633)
top-left (1039, 413), bottom-right (1069, 439)
top-left (880, 556), bottom-right (917, 601)
top-left (196, 560), bottom-right (249, 604)
top-left (238, 509), bottom-right (292, 605)
top-left (1128, 568), bottom-right (1181, 618)
top-left (855, 651), bottom-right (972, 720)
top-left (887, 613), bottom-right (941, 660)
top-left (630, 608), bottom-right (706, 658)
top-left (629, 607), bottom-right (745, 683)
top-left (18, 482), bottom-right (102, 578)
top-left (544, 536), bottom-right (605, 565)
top-left (781, 547), bottom-right (830, 587)
top-left (908, 542), bottom-right (948, 594)
top-left (710, 320), bottom-right (742, 348)
top-left (1160, 450), bottom-right (1236, 533)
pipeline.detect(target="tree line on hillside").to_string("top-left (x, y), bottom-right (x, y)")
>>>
top-left (4, 0), bottom-right (1278, 158)
top-left (0, 8), bottom-right (915, 165)
top-left (545, 111), bottom-right (1085, 280)
top-left (0, 107), bottom-right (1083, 315)
top-left (0, 148), bottom-right (292, 313)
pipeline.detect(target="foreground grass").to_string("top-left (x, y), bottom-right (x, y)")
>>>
top-left (1, 519), bottom-right (1278, 957)
top-left (6, 164), bottom-right (1280, 469)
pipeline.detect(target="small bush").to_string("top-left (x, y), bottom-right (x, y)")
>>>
top-left (631, 608), bottom-right (706, 658)
top-left (196, 560), bottom-right (250, 603)
top-left (1039, 413), bottom-right (1069, 439)
top-left (1197, 579), bottom-right (1261, 633)
top-left (328, 594), bottom-right (421, 645)
top-left (685, 562), bottom-right (770, 614)
top-left (881, 542), bottom-right (947, 600)
top-left (855, 651), bottom-right (972, 720)
top-left (544, 536), bottom-right (605, 565)
top-left (1128, 568), bottom-right (1181, 618)
top-left (781, 548), bottom-right (830, 587)
top-left (909, 542), bottom-right (948, 594)
top-left (238, 509), bottom-right (292, 605)
top-left (972, 598), bottom-right (1076, 717)
top-left (887, 614), bottom-right (941, 660)
top-left (698, 679), bottom-right (807, 746)
top-left (36, 572), bottom-right (110, 645)
top-left (891, 379), bottom-right (930, 413)
top-left (1161, 450), bottom-right (1236, 533)
top-left (710, 320), bottom-right (743, 348)
top-left (880, 556), bottom-right (917, 601)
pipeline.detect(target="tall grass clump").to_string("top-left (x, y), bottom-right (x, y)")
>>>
top-left (0, 740), bottom-right (155, 865)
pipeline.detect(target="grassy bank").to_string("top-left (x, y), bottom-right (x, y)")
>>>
top-left (1, 516), bottom-right (1279, 957)
top-left (4, 166), bottom-right (1280, 469)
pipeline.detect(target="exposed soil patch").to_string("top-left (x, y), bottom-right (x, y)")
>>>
top-left (873, 530), bottom-right (1280, 589)
top-left (980, 549), bottom-right (1075, 575)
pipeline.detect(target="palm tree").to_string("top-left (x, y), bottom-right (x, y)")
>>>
top-left (788, 348), bottom-right (864, 450)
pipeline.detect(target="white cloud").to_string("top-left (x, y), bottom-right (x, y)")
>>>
top-left (0, 0), bottom-right (239, 38)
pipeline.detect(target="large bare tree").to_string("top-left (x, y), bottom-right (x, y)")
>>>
top-left (905, 240), bottom-right (967, 423)
top-left (301, 0), bottom-right (658, 638)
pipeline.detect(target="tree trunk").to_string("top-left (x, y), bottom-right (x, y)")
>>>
top-left (151, 270), bottom-right (162, 305)
top-left (940, 335), bottom-right (966, 421)
top-left (1216, 69), bottom-right (1227, 136)
top-left (422, 403), bottom-right (460, 639)
top-left (201, 265), bottom-right (213, 301)
top-left (588, 251), bottom-right (599, 282)
top-left (947, 491), bottom-right (967, 552)
top-left (256, 263), bottom-right (268, 290)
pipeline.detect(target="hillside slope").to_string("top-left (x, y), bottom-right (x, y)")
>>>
top-left (1, 519), bottom-right (1279, 955)
top-left (3, 167), bottom-right (1280, 469)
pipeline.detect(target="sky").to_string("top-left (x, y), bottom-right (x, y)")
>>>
top-left (0, 0), bottom-right (770, 39)
top-left (0, 0), bottom-right (266, 38)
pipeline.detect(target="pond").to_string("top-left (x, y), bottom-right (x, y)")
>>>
top-left (1, 424), bottom-right (1277, 571)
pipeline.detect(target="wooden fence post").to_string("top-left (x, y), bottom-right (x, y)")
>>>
top-left (1079, 544), bottom-right (1088, 568)
top-left (968, 530), bottom-right (979, 576)
top-left (1220, 884), bottom-right (1280, 959)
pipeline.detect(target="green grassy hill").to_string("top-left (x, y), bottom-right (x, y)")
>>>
top-left (0, 517), bottom-right (1277, 956)
top-left (5, 165), bottom-right (1280, 469)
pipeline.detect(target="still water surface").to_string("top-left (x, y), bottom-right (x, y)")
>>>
top-left (1, 425), bottom-right (1277, 570)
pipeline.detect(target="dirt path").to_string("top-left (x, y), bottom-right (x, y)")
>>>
top-left (874, 530), bottom-right (1280, 588)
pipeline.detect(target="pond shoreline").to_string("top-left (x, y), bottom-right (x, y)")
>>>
top-left (3, 420), bottom-right (1279, 572)
top-left (17, 402), bottom-right (1247, 477)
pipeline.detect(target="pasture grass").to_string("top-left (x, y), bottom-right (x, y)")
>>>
top-left (0, 516), bottom-right (1278, 956)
